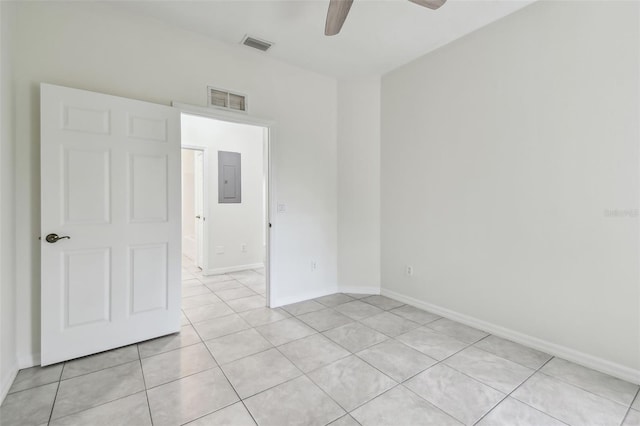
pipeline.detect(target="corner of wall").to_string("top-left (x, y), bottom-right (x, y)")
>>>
top-left (0, 0), bottom-right (19, 404)
top-left (336, 76), bottom-right (382, 295)
top-left (0, 364), bottom-right (18, 404)
top-left (270, 285), bottom-right (339, 308)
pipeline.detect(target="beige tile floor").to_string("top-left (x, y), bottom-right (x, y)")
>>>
top-left (1, 259), bottom-right (639, 426)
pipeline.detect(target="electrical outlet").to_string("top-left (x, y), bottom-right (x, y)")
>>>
top-left (311, 260), bottom-right (317, 272)
top-left (241, 244), bottom-right (247, 253)
top-left (405, 265), bottom-right (413, 276)
top-left (215, 246), bottom-right (224, 255)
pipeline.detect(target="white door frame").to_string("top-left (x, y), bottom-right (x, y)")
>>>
top-left (181, 146), bottom-right (208, 271)
top-left (174, 102), bottom-right (274, 307)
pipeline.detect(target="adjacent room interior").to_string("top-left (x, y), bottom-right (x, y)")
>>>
top-left (181, 112), bottom-right (269, 308)
top-left (0, 0), bottom-right (638, 425)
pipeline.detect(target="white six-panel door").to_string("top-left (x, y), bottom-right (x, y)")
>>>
top-left (194, 150), bottom-right (205, 269)
top-left (40, 83), bottom-right (181, 366)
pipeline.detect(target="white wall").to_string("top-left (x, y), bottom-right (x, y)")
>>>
top-left (182, 114), bottom-right (265, 274)
top-left (0, 0), bottom-right (18, 401)
top-left (11, 1), bottom-right (338, 366)
top-left (337, 78), bottom-right (381, 294)
top-left (381, 0), bottom-right (639, 380)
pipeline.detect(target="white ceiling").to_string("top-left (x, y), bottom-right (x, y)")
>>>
top-left (112, 0), bottom-right (536, 79)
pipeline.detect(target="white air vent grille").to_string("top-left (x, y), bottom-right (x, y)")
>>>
top-left (207, 87), bottom-right (247, 113)
top-left (241, 35), bottom-right (273, 52)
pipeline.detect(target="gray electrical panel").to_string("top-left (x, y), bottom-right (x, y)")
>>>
top-left (218, 151), bottom-right (241, 203)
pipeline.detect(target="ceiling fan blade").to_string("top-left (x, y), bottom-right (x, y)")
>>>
top-left (325, 0), bottom-right (354, 36)
top-left (408, 0), bottom-right (447, 10)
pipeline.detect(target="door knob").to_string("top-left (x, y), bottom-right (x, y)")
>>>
top-left (45, 233), bottom-right (71, 243)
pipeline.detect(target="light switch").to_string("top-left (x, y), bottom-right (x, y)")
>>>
top-left (277, 204), bottom-right (287, 213)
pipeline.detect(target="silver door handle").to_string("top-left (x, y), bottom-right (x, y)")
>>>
top-left (45, 233), bottom-right (71, 243)
top-left (195, 215), bottom-right (201, 219)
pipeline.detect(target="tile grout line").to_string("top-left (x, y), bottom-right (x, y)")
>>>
top-left (367, 381), bottom-right (462, 425)
top-left (472, 357), bottom-right (571, 426)
top-left (189, 312), bottom-right (262, 426)
top-left (190, 316), bottom-right (253, 342)
top-left (356, 295), bottom-right (640, 414)
top-left (281, 301), bottom-right (418, 419)
top-left (186, 297), bottom-right (366, 422)
top-left (346, 306), bottom-right (615, 426)
top-left (183, 284), bottom-right (250, 309)
top-left (141, 300), bottom-right (224, 393)
top-left (374, 324), bottom-right (545, 423)
top-left (18, 264), bottom-right (259, 425)
top-left (177, 401), bottom-right (247, 426)
top-left (302, 365), bottom-right (373, 416)
top-left (140, 338), bottom-right (202, 361)
top-left (530, 369), bottom-right (637, 414)
top-left (436, 334), bottom-right (638, 413)
top-left (183, 287), bottom-right (261, 328)
top-left (47, 301), bottom-right (527, 426)
top-left (44, 379), bottom-right (151, 423)
top-left (51, 356), bottom-right (141, 384)
top-left (353, 345), bottom-right (435, 385)
top-left (301, 302), bottom-right (561, 425)
top-left (20, 356), bottom-right (148, 424)
top-left (45, 364), bottom-right (64, 425)
top-left (201, 324), bottom-right (325, 371)
top-left (272, 342), bottom-right (355, 422)
top-left (619, 388), bottom-right (640, 426)
top-left (357, 333), bottom-right (482, 424)
top-left (433, 344), bottom-right (533, 395)
top-left (136, 345), bottom-right (155, 425)
top-left (48, 391), bottom-right (153, 424)
top-left (320, 324), bottom-right (389, 354)
top-left (8, 289), bottom-right (635, 426)
top-left (329, 414), bottom-right (363, 426)
top-left (143, 364), bottom-right (220, 392)
top-left (42, 315), bottom-right (231, 421)
top-left (530, 363), bottom-right (640, 409)
top-left (506, 361), bottom-right (574, 425)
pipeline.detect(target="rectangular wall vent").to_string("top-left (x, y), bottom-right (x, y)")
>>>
top-left (241, 35), bottom-right (273, 52)
top-left (207, 87), bottom-right (247, 113)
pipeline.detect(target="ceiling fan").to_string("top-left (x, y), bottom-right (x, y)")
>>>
top-left (325, 0), bottom-right (447, 36)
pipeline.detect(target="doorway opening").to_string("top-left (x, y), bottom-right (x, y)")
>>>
top-left (181, 148), bottom-right (205, 269)
top-left (180, 112), bottom-right (270, 308)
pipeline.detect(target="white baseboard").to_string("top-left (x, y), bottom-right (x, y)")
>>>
top-left (270, 287), bottom-right (339, 308)
top-left (0, 362), bottom-right (19, 404)
top-left (338, 286), bottom-right (381, 295)
top-left (18, 352), bottom-right (40, 369)
top-left (382, 288), bottom-right (640, 385)
top-left (204, 263), bottom-right (264, 275)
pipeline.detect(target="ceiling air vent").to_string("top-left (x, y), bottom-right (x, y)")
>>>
top-left (207, 86), bottom-right (247, 113)
top-left (241, 35), bottom-right (273, 52)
